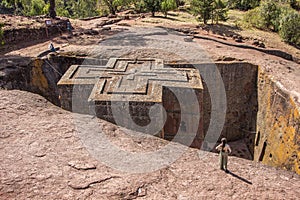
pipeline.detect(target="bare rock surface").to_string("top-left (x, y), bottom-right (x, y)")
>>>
top-left (0, 89), bottom-right (300, 199)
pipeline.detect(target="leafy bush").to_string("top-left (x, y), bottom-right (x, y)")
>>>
top-left (144, 0), bottom-right (161, 16)
top-left (279, 10), bottom-right (300, 45)
top-left (55, 0), bottom-right (72, 18)
top-left (53, 0), bottom-right (102, 18)
top-left (0, 0), bottom-right (14, 9)
top-left (191, 0), bottom-right (214, 24)
top-left (228, 0), bottom-right (261, 11)
top-left (259, 0), bottom-right (281, 31)
top-left (213, 0), bottom-right (228, 24)
top-left (244, 0), bottom-right (282, 30)
top-left (191, 0), bottom-right (228, 24)
top-left (132, 0), bottom-right (147, 13)
top-left (71, 0), bottom-right (98, 18)
top-left (20, 0), bottom-right (47, 16)
top-left (244, 1), bottom-right (300, 45)
top-left (243, 7), bottom-right (264, 28)
top-left (161, 0), bottom-right (177, 17)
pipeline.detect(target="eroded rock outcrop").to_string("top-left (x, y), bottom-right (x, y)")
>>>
top-left (254, 67), bottom-right (300, 174)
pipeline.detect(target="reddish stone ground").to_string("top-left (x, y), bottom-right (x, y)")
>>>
top-left (1, 90), bottom-right (300, 199)
top-left (1, 13), bottom-right (300, 199)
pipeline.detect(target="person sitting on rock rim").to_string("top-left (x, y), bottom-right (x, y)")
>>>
top-left (49, 42), bottom-right (56, 52)
top-left (66, 21), bottom-right (73, 35)
top-left (216, 138), bottom-right (232, 172)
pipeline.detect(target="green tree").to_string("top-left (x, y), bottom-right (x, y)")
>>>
top-left (54, 0), bottom-right (101, 18)
top-left (102, 0), bottom-right (118, 15)
top-left (18, 0), bottom-right (47, 16)
top-left (161, 0), bottom-right (177, 17)
top-left (243, 6), bottom-right (264, 28)
top-left (191, 0), bottom-right (214, 24)
top-left (49, 0), bottom-right (56, 18)
top-left (4, 0), bottom-right (24, 15)
top-left (132, 0), bottom-right (146, 13)
top-left (0, 0), bottom-right (15, 9)
top-left (259, 0), bottom-right (281, 31)
top-left (0, 0), bottom-right (21, 12)
top-left (212, 0), bottom-right (228, 24)
top-left (144, 0), bottom-right (161, 16)
top-left (72, 0), bottom-right (98, 18)
top-left (279, 10), bottom-right (300, 45)
top-left (228, 0), bottom-right (260, 11)
top-left (30, 0), bottom-right (47, 16)
top-left (100, 0), bottom-right (131, 15)
top-left (243, 1), bottom-right (281, 30)
top-left (55, 0), bottom-right (72, 17)
top-left (244, 1), bottom-right (300, 45)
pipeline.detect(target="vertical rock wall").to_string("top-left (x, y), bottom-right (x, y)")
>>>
top-left (0, 56), bottom-right (32, 90)
top-left (254, 67), bottom-right (300, 174)
top-left (200, 62), bottom-right (258, 158)
top-left (0, 55), bottom-right (106, 106)
top-left (93, 101), bottom-right (157, 129)
top-left (162, 87), bottom-right (203, 148)
top-left (3, 21), bottom-right (68, 44)
top-left (29, 55), bottom-right (107, 106)
top-left (29, 56), bottom-right (83, 105)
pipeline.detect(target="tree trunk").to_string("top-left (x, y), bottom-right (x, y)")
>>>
top-left (110, 7), bottom-right (116, 15)
top-left (49, 0), bottom-right (57, 19)
top-left (203, 13), bottom-right (207, 24)
top-left (151, 11), bottom-right (155, 17)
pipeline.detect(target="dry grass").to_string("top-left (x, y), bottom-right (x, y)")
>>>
top-left (137, 9), bottom-right (299, 59)
top-left (227, 10), bottom-right (300, 59)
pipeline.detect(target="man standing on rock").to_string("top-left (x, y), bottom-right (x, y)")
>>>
top-left (216, 138), bottom-right (232, 172)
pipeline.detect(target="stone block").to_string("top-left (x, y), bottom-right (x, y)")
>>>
top-left (58, 58), bottom-right (203, 147)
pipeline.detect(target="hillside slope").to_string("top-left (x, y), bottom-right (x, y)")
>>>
top-left (0, 89), bottom-right (299, 199)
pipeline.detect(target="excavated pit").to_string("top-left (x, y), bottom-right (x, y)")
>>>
top-left (0, 54), bottom-right (299, 174)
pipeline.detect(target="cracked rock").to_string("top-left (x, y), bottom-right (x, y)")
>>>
top-left (68, 160), bottom-right (96, 170)
top-left (68, 176), bottom-right (118, 190)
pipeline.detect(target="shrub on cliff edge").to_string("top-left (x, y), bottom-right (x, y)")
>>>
top-left (279, 10), bottom-right (300, 45)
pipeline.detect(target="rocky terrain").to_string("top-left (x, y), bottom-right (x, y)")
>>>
top-left (1, 12), bottom-right (300, 199)
top-left (1, 90), bottom-right (300, 199)
top-left (2, 13), bottom-right (299, 103)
